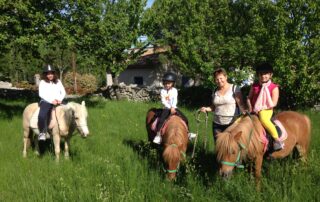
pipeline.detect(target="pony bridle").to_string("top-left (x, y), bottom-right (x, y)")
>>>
top-left (220, 114), bottom-right (254, 169)
top-left (72, 110), bottom-right (88, 136)
top-left (163, 144), bottom-right (186, 174)
top-left (220, 141), bottom-right (246, 169)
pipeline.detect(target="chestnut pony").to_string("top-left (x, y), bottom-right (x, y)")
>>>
top-left (146, 108), bottom-right (188, 180)
top-left (216, 111), bottom-right (311, 181)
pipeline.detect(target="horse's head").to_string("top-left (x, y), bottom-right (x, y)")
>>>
top-left (216, 131), bottom-right (244, 179)
top-left (68, 101), bottom-right (89, 137)
top-left (162, 116), bottom-right (188, 181)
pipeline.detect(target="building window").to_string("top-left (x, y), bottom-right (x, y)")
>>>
top-left (134, 76), bottom-right (143, 85)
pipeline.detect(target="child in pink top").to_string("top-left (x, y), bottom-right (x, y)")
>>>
top-left (247, 62), bottom-right (283, 151)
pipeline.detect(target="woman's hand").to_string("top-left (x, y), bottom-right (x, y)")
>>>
top-left (200, 107), bottom-right (211, 113)
top-left (170, 107), bottom-right (176, 114)
top-left (52, 99), bottom-right (61, 105)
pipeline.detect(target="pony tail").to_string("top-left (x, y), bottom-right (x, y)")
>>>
top-left (163, 145), bottom-right (181, 167)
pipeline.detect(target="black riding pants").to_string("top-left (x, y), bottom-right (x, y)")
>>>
top-left (38, 101), bottom-right (53, 133)
top-left (212, 122), bottom-right (232, 143)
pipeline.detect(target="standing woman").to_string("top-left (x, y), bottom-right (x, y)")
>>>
top-left (38, 65), bottom-right (66, 141)
top-left (200, 68), bottom-right (246, 142)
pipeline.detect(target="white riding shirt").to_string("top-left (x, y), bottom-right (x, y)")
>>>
top-left (160, 87), bottom-right (178, 109)
top-left (39, 79), bottom-right (66, 103)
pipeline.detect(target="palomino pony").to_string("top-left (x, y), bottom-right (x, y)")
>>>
top-left (146, 108), bottom-right (188, 180)
top-left (216, 111), bottom-right (311, 181)
top-left (22, 101), bottom-right (89, 161)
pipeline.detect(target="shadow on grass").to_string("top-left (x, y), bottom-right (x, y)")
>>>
top-left (123, 138), bottom-right (220, 186)
top-left (0, 102), bottom-right (26, 119)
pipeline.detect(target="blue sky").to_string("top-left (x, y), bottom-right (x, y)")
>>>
top-left (146, 0), bottom-right (154, 8)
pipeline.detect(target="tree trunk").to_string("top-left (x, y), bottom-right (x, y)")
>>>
top-left (72, 51), bottom-right (77, 94)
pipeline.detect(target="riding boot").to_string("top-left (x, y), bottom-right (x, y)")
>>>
top-left (273, 140), bottom-right (284, 151)
top-left (153, 132), bottom-right (162, 144)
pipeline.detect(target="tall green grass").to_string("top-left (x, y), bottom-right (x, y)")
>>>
top-left (0, 98), bottom-right (319, 201)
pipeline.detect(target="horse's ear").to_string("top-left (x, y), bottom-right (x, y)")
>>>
top-left (234, 131), bottom-right (242, 141)
top-left (81, 101), bottom-right (85, 106)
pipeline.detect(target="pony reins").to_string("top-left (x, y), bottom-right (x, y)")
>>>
top-left (192, 109), bottom-right (209, 158)
top-left (220, 113), bottom-right (254, 169)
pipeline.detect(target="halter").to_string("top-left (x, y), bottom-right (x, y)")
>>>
top-left (220, 113), bottom-right (254, 169)
top-left (70, 107), bottom-right (88, 133)
top-left (163, 144), bottom-right (186, 174)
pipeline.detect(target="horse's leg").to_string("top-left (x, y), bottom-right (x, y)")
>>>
top-left (53, 134), bottom-right (61, 162)
top-left (296, 144), bottom-right (308, 162)
top-left (270, 137), bottom-right (295, 159)
top-left (64, 136), bottom-right (71, 159)
top-left (255, 155), bottom-right (263, 191)
top-left (23, 128), bottom-right (31, 157)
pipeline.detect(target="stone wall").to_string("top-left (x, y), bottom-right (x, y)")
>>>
top-left (100, 84), bottom-right (161, 102)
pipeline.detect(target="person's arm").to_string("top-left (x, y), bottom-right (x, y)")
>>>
top-left (200, 90), bottom-right (215, 113)
top-left (161, 89), bottom-right (171, 109)
top-left (171, 88), bottom-right (178, 109)
top-left (56, 80), bottom-right (66, 102)
top-left (271, 86), bottom-right (279, 107)
top-left (235, 89), bottom-right (246, 113)
top-left (246, 87), bottom-right (253, 113)
top-left (170, 88), bottom-right (178, 114)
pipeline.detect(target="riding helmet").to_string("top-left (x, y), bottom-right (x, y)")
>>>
top-left (255, 62), bottom-right (273, 73)
top-left (162, 72), bottom-right (177, 82)
top-left (43, 64), bottom-right (55, 73)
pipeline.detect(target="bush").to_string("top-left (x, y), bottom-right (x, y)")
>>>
top-left (63, 72), bottom-right (98, 95)
top-left (13, 81), bottom-right (37, 90)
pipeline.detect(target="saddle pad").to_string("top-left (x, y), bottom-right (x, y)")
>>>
top-left (260, 119), bottom-right (288, 152)
top-left (29, 107), bottom-right (58, 129)
top-left (273, 119), bottom-right (288, 142)
top-left (151, 116), bottom-right (188, 135)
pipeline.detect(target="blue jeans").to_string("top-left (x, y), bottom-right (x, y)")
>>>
top-left (38, 100), bottom-right (53, 133)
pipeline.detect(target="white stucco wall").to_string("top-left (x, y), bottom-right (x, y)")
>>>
top-left (118, 68), bottom-right (164, 87)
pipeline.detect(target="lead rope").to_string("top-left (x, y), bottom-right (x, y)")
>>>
top-left (192, 109), bottom-right (209, 158)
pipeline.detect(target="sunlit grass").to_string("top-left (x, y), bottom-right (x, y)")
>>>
top-left (0, 98), bottom-right (319, 201)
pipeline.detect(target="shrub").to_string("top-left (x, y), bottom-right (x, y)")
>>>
top-left (63, 72), bottom-right (98, 95)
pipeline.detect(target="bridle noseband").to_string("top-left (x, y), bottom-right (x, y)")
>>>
top-left (163, 144), bottom-right (186, 174)
top-left (220, 114), bottom-right (254, 169)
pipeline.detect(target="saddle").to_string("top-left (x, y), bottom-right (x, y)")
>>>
top-left (150, 109), bottom-right (188, 135)
top-left (260, 118), bottom-right (288, 153)
top-left (29, 106), bottom-right (61, 130)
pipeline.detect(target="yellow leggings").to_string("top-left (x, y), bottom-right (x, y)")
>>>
top-left (258, 109), bottom-right (279, 140)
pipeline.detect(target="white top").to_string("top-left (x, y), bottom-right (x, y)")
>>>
top-left (39, 79), bottom-right (66, 103)
top-left (160, 87), bottom-right (178, 109)
top-left (213, 84), bottom-right (240, 125)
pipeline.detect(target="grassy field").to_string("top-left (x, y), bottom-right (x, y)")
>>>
top-left (0, 97), bottom-right (319, 201)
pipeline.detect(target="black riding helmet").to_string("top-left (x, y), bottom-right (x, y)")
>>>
top-left (255, 62), bottom-right (273, 73)
top-left (43, 64), bottom-right (55, 73)
top-left (162, 72), bottom-right (177, 82)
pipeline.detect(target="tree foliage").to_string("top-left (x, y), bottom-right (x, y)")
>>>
top-left (142, 0), bottom-right (320, 108)
top-left (0, 0), bottom-right (146, 83)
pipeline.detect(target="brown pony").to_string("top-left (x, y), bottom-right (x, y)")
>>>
top-left (216, 111), bottom-right (311, 181)
top-left (146, 108), bottom-right (188, 180)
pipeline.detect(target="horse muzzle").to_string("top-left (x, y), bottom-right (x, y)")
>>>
top-left (78, 125), bottom-right (89, 137)
top-left (219, 169), bottom-right (233, 180)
